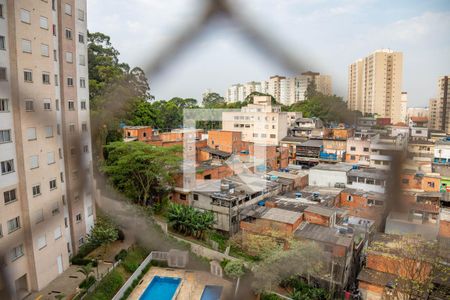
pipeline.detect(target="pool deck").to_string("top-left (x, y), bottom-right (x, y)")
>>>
top-left (128, 267), bottom-right (233, 300)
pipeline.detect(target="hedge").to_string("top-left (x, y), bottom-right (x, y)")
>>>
top-left (84, 270), bottom-right (124, 300)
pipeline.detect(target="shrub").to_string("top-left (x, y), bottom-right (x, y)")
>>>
top-left (114, 249), bottom-right (128, 262)
top-left (77, 242), bottom-right (99, 258)
top-left (72, 257), bottom-right (96, 266)
top-left (84, 270), bottom-right (124, 300)
top-left (122, 247), bottom-right (147, 273)
top-left (117, 229), bottom-right (125, 241)
top-left (79, 275), bottom-right (96, 289)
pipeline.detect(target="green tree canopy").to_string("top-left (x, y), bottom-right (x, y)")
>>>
top-left (167, 203), bottom-right (215, 239)
top-left (102, 142), bottom-right (182, 205)
top-left (202, 92), bottom-right (226, 108)
top-left (86, 217), bottom-right (119, 254)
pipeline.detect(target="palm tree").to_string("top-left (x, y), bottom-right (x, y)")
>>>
top-left (77, 263), bottom-right (94, 281)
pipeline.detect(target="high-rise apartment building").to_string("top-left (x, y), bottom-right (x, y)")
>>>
top-left (347, 49), bottom-right (403, 123)
top-left (400, 92), bottom-right (408, 123)
top-left (225, 72), bottom-right (332, 105)
top-left (0, 0), bottom-right (95, 298)
top-left (428, 75), bottom-right (450, 132)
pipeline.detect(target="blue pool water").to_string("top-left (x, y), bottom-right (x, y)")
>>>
top-left (200, 285), bottom-right (223, 300)
top-left (139, 276), bottom-right (181, 300)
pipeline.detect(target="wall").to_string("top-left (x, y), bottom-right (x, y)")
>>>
top-left (309, 169), bottom-right (347, 187)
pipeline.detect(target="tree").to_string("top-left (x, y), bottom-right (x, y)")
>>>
top-left (304, 80), bottom-right (317, 100)
top-left (224, 260), bottom-right (245, 297)
top-left (86, 217), bottom-right (119, 254)
top-left (102, 142), bottom-right (182, 205)
top-left (244, 92), bottom-right (278, 105)
top-left (368, 235), bottom-right (450, 300)
top-left (167, 203), bottom-right (215, 239)
top-left (202, 92), bottom-right (225, 108)
top-left (77, 264), bottom-right (94, 281)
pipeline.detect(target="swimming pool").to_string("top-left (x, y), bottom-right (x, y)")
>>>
top-left (200, 285), bottom-right (223, 300)
top-left (139, 276), bottom-right (181, 300)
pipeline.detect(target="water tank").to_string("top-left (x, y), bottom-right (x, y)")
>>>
top-left (220, 183), bottom-right (230, 191)
top-left (295, 192), bottom-right (302, 199)
top-left (313, 192), bottom-right (320, 199)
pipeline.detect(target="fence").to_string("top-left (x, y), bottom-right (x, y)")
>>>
top-left (77, 260), bottom-right (121, 300)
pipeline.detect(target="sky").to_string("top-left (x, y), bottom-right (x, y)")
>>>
top-left (87, 0), bottom-right (450, 107)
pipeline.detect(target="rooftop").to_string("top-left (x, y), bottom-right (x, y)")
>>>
top-left (311, 163), bottom-right (354, 172)
top-left (200, 147), bottom-right (231, 158)
top-left (261, 207), bottom-right (303, 224)
top-left (304, 205), bottom-right (336, 217)
top-left (280, 136), bottom-right (308, 144)
top-left (357, 268), bottom-right (396, 287)
top-left (294, 223), bottom-right (353, 248)
top-left (301, 139), bottom-right (323, 148)
top-left (348, 168), bottom-right (388, 180)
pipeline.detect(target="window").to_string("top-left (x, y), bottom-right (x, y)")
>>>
top-left (77, 9), bottom-right (85, 21)
top-left (0, 99), bottom-right (9, 112)
top-left (58, 148), bottom-right (62, 158)
top-left (32, 184), bottom-right (41, 197)
top-left (29, 155), bottom-right (39, 169)
top-left (0, 67), bottom-right (7, 80)
top-left (44, 99), bottom-right (51, 110)
top-left (78, 33), bottom-right (85, 43)
top-left (80, 100), bottom-right (86, 110)
top-left (54, 227), bottom-right (62, 240)
top-left (39, 16), bottom-right (48, 29)
top-left (34, 209), bottom-right (44, 224)
top-left (83, 145), bottom-right (89, 153)
top-left (0, 129), bottom-right (11, 143)
top-left (65, 28), bottom-right (72, 40)
top-left (67, 77), bottom-right (73, 86)
top-left (0, 224), bottom-right (2, 238)
top-left (45, 126), bottom-right (53, 138)
top-left (81, 123), bottom-right (87, 132)
top-left (76, 213), bottom-right (82, 222)
top-left (4, 189), bottom-right (17, 204)
top-left (40, 44), bottom-right (49, 57)
top-left (350, 146), bottom-right (356, 151)
top-left (55, 99), bottom-right (60, 111)
top-left (0, 36), bottom-right (5, 50)
top-left (80, 78), bottom-right (86, 88)
top-left (57, 124), bottom-right (61, 135)
top-left (37, 235), bottom-right (47, 250)
top-left (7, 217), bottom-right (20, 233)
top-left (20, 9), bottom-right (31, 24)
top-left (261, 133), bottom-right (267, 138)
top-left (87, 205), bottom-right (93, 216)
top-left (428, 182), bottom-right (435, 188)
top-left (54, 74), bottom-right (58, 86)
top-left (363, 147), bottom-right (369, 152)
top-left (47, 152), bottom-right (55, 165)
top-left (53, 49), bottom-right (57, 61)
top-left (25, 100), bottom-right (34, 112)
top-left (68, 101), bottom-right (75, 110)
top-left (270, 134), bottom-right (276, 138)
top-left (52, 0), bottom-right (56, 10)
top-left (52, 24), bottom-right (57, 36)
top-left (26, 127), bottom-right (36, 140)
top-left (64, 217), bottom-right (68, 228)
top-left (49, 178), bottom-right (57, 190)
top-left (60, 172), bottom-right (64, 183)
top-left (79, 54), bottom-right (86, 66)
top-left (193, 194), bottom-right (199, 201)
top-left (347, 195), bottom-right (353, 202)
top-left (1, 159), bottom-right (14, 174)
top-left (11, 244), bottom-right (24, 261)
top-left (401, 178), bottom-right (409, 184)
top-left (65, 51), bottom-right (73, 63)
top-left (0, 4), bottom-right (3, 18)
top-left (21, 39), bottom-right (32, 53)
top-left (42, 72), bottom-right (50, 84)
top-left (24, 69), bottom-right (32, 82)
top-left (64, 3), bottom-right (72, 15)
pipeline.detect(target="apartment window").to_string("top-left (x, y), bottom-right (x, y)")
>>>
top-left (34, 209), bottom-right (44, 224)
top-left (32, 184), bottom-right (41, 197)
top-left (0, 4), bottom-right (3, 18)
top-left (428, 182), bottom-right (435, 188)
top-left (53, 49), bottom-right (57, 61)
top-left (261, 133), bottom-right (267, 138)
top-left (253, 133), bottom-right (258, 137)
top-left (37, 235), bottom-right (47, 250)
top-left (0, 68), bottom-right (7, 81)
top-left (0, 36), bottom-right (5, 50)
top-left (4, 189), bottom-right (17, 204)
top-left (67, 77), bottom-right (74, 86)
top-left (65, 28), bottom-right (72, 40)
top-left (65, 51), bottom-right (73, 63)
top-left (78, 33), bottom-right (85, 44)
top-left (57, 124), bottom-right (61, 135)
top-left (39, 16), bottom-right (48, 29)
top-left (49, 178), bottom-right (57, 190)
top-left (45, 126), bottom-right (53, 138)
top-left (47, 152), bottom-right (55, 165)
top-left (25, 100), bottom-right (34, 112)
top-left (54, 227), bottom-right (62, 240)
top-left (79, 54), bottom-right (86, 66)
top-left (347, 195), bottom-right (353, 202)
top-left (350, 146), bottom-right (356, 151)
top-left (0, 129), bottom-right (11, 143)
top-left (52, 0), bottom-right (56, 10)
top-left (83, 145), bottom-right (89, 153)
top-left (70, 148), bottom-right (76, 155)
top-left (26, 128), bottom-right (37, 142)
top-left (29, 155), bottom-right (39, 169)
top-left (11, 244), bottom-right (24, 261)
top-left (24, 70), bottom-right (33, 82)
top-left (64, 3), bottom-right (72, 15)
top-left (44, 100), bottom-right (51, 110)
top-left (58, 148), bottom-right (63, 159)
top-left (40, 44), bottom-right (49, 57)
top-left (193, 194), bottom-right (199, 201)
top-left (80, 78), bottom-right (86, 88)
top-left (52, 24), bottom-right (57, 36)
top-left (64, 217), bottom-right (68, 228)
top-left (270, 134), bottom-right (276, 139)
top-left (0, 99), bottom-right (9, 112)
top-left (81, 123), bottom-right (87, 132)
top-left (20, 9), bottom-right (31, 24)
top-left (21, 39), bottom-right (32, 53)
top-left (80, 100), bottom-right (86, 110)
top-left (42, 72), bottom-right (50, 84)
top-left (363, 147), bottom-right (369, 152)
top-left (54, 74), bottom-right (58, 86)
top-left (401, 178), bottom-right (409, 184)
top-left (7, 217), bottom-right (20, 233)
top-left (55, 99), bottom-right (60, 111)
top-left (68, 101), bottom-right (75, 111)
top-left (77, 9), bottom-right (85, 21)
top-left (60, 172), bottom-right (64, 183)
top-left (1, 159), bottom-right (14, 174)
top-left (76, 213), bottom-right (82, 223)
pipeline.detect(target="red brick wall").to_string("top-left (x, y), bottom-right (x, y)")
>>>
top-left (439, 220), bottom-right (450, 238)
top-left (303, 211), bottom-right (331, 226)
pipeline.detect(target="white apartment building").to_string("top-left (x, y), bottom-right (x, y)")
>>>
top-left (222, 96), bottom-right (292, 145)
top-left (0, 0), bottom-right (95, 298)
top-left (347, 49), bottom-right (403, 124)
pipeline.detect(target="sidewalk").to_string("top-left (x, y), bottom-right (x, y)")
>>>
top-left (25, 239), bottom-right (133, 300)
